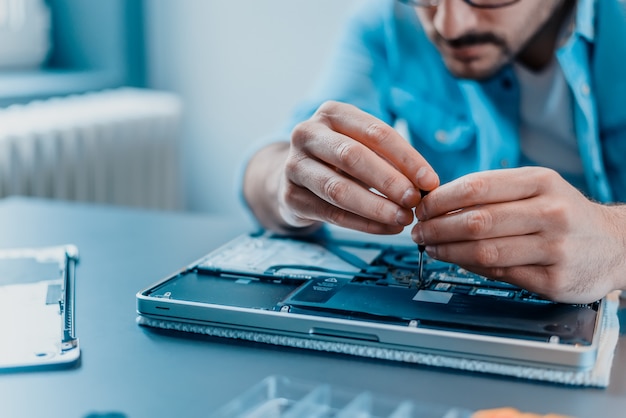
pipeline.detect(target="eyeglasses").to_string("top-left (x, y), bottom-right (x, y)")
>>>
top-left (398, 0), bottom-right (521, 9)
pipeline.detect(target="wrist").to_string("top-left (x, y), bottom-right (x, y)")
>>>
top-left (271, 162), bottom-right (323, 235)
top-left (599, 203), bottom-right (626, 293)
top-left (244, 142), bottom-right (321, 235)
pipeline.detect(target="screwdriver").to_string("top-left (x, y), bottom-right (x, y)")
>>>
top-left (417, 190), bottom-right (429, 282)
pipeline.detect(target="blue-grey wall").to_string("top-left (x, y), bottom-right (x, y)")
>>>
top-left (1, 0), bottom-right (145, 106)
top-left (47, 0), bottom-right (144, 83)
top-left (144, 0), bottom-right (356, 217)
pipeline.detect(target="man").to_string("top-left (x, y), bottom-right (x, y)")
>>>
top-left (242, 0), bottom-right (626, 304)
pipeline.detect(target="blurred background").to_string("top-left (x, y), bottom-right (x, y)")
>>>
top-left (0, 0), bottom-right (356, 219)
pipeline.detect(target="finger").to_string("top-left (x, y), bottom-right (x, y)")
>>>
top-left (414, 199), bottom-right (543, 244)
top-left (429, 243), bottom-right (563, 300)
top-left (426, 235), bottom-right (553, 268)
top-left (283, 181), bottom-right (407, 235)
top-left (286, 156), bottom-right (414, 227)
top-left (455, 263), bottom-right (552, 296)
top-left (466, 261), bottom-right (609, 304)
top-left (455, 263), bottom-right (587, 303)
top-left (297, 123), bottom-right (422, 209)
top-left (311, 102), bottom-right (440, 191)
top-left (418, 167), bottom-right (554, 220)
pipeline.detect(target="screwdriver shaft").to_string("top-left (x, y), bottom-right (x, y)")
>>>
top-left (417, 190), bottom-right (429, 282)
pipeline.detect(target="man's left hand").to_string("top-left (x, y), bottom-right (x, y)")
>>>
top-left (412, 167), bottom-right (626, 303)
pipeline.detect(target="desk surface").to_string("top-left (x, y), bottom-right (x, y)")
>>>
top-left (0, 197), bottom-right (624, 418)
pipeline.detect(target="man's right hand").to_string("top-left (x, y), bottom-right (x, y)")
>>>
top-left (244, 101), bottom-right (439, 234)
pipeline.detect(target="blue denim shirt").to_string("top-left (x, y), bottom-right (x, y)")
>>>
top-left (276, 0), bottom-right (626, 203)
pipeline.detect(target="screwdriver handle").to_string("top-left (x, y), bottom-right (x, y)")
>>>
top-left (417, 190), bottom-right (429, 281)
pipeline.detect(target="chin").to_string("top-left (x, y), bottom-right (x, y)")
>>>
top-left (445, 61), bottom-right (502, 80)
top-left (442, 54), bottom-right (508, 81)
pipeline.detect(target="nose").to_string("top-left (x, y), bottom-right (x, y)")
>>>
top-left (432, 0), bottom-right (481, 41)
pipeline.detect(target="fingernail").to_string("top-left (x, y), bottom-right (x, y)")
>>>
top-left (401, 188), bottom-right (419, 207)
top-left (416, 167), bottom-right (438, 189)
top-left (396, 209), bottom-right (413, 225)
top-left (412, 224), bottom-right (425, 244)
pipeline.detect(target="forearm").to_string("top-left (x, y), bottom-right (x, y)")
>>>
top-left (243, 141), bottom-right (322, 235)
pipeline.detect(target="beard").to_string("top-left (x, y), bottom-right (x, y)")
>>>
top-left (433, 31), bottom-right (514, 80)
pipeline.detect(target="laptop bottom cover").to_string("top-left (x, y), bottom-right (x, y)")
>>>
top-left (136, 232), bottom-right (607, 381)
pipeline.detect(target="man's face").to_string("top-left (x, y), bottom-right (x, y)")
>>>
top-left (415, 0), bottom-right (567, 79)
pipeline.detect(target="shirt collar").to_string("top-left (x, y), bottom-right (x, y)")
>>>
top-left (574, 0), bottom-right (596, 42)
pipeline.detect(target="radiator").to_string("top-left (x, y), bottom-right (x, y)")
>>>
top-left (0, 88), bottom-right (182, 210)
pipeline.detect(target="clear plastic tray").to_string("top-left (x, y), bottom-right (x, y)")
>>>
top-left (211, 375), bottom-right (473, 418)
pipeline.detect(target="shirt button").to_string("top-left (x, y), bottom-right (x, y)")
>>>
top-left (500, 159), bottom-right (509, 168)
top-left (435, 130), bottom-right (447, 143)
top-left (580, 83), bottom-right (590, 96)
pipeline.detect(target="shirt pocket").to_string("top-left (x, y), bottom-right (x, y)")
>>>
top-left (389, 86), bottom-right (478, 183)
top-left (389, 87), bottom-right (475, 152)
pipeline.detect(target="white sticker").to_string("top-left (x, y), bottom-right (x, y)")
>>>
top-left (413, 290), bottom-right (453, 304)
